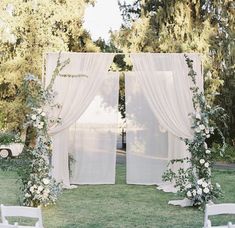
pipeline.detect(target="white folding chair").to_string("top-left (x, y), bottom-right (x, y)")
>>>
top-left (204, 203), bottom-right (235, 228)
top-left (228, 222), bottom-right (235, 228)
top-left (0, 224), bottom-right (18, 228)
top-left (1, 204), bottom-right (43, 228)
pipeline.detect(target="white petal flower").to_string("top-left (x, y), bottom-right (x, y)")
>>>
top-left (37, 108), bottom-right (43, 114)
top-left (41, 112), bottom-right (46, 117)
top-left (199, 124), bottom-right (205, 130)
top-left (197, 179), bottom-right (203, 185)
top-left (25, 193), bottom-right (31, 198)
top-left (38, 186), bottom-right (43, 192)
top-left (206, 134), bottom-right (210, 138)
top-left (30, 187), bottom-right (34, 193)
top-left (186, 191), bottom-right (192, 197)
top-left (186, 183), bottom-right (192, 189)
top-left (37, 125), bottom-right (43, 129)
top-left (216, 183), bottom-right (221, 188)
top-left (195, 113), bottom-right (201, 120)
top-left (204, 143), bottom-right (208, 149)
top-left (204, 162), bottom-right (209, 168)
top-left (192, 190), bottom-right (196, 196)
top-left (31, 115), bottom-right (37, 120)
top-left (202, 182), bottom-right (208, 188)
top-left (203, 187), bottom-right (209, 193)
top-left (197, 188), bottom-right (202, 195)
top-left (205, 129), bottom-right (210, 134)
top-left (43, 178), bottom-right (50, 185)
top-left (206, 150), bottom-right (211, 154)
top-left (195, 128), bottom-right (201, 133)
top-left (199, 159), bottom-right (205, 164)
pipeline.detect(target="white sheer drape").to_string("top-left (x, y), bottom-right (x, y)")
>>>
top-left (69, 73), bottom-right (119, 184)
top-left (45, 52), bottom-right (114, 187)
top-left (130, 53), bottom-right (202, 139)
top-left (127, 53), bottom-right (202, 186)
top-left (125, 73), bottom-right (169, 184)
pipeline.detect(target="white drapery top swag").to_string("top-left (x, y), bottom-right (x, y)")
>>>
top-left (130, 53), bottom-right (203, 139)
top-left (46, 52), bottom-right (115, 187)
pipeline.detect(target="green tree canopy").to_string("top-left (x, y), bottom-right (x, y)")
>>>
top-left (0, 0), bottom-right (98, 132)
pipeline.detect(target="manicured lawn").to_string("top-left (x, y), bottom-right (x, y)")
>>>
top-left (0, 165), bottom-right (235, 227)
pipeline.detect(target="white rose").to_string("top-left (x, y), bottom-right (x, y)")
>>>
top-left (25, 193), bottom-right (31, 198)
top-left (37, 108), bottom-right (43, 114)
top-left (199, 124), bottom-right (205, 130)
top-left (192, 190), bottom-right (196, 196)
top-left (197, 188), bottom-right (202, 195)
top-left (186, 191), bottom-right (192, 197)
top-left (206, 150), bottom-right (211, 154)
top-left (43, 178), bottom-right (50, 185)
top-left (199, 159), bottom-right (205, 164)
top-left (186, 183), bottom-right (192, 189)
top-left (197, 179), bottom-right (203, 185)
top-left (37, 122), bottom-right (44, 129)
top-left (195, 113), bottom-right (201, 120)
top-left (203, 187), bottom-right (209, 193)
top-left (195, 128), bottom-right (201, 133)
top-left (202, 182), bottom-right (208, 188)
top-left (31, 115), bottom-right (37, 120)
top-left (38, 186), bottom-right (44, 192)
top-left (204, 162), bottom-right (209, 168)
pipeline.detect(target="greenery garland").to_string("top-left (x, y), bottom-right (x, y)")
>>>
top-left (163, 55), bottom-right (227, 207)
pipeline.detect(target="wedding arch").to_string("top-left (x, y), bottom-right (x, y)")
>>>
top-left (45, 52), bottom-right (202, 190)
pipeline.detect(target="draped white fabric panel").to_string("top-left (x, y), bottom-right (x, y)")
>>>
top-left (127, 53), bottom-right (202, 186)
top-left (69, 73), bottom-right (119, 184)
top-left (125, 73), bottom-right (169, 185)
top-left (45, 52), bottom-right (114, 187)
top-left (130, 53), bottom-right (203, 139)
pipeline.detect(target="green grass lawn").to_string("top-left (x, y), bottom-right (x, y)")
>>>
top-left (0, 165), bottom-right (235, 228)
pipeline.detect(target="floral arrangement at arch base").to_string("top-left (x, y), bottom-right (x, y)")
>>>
top-left (163, 55), bottom-right (226, 207)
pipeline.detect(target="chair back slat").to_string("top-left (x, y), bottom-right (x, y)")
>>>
top-left (0, 224), bottom-right (18, 228)
top-left (204, 204), bottom-right (235, 228)
top-left (1, 205), bottom-right (43, 228)
top-left (206, 204), bottom-right (235, 216)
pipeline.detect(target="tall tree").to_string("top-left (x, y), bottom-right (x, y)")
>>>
top-left (0, 0), bottom-right (98, 131)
